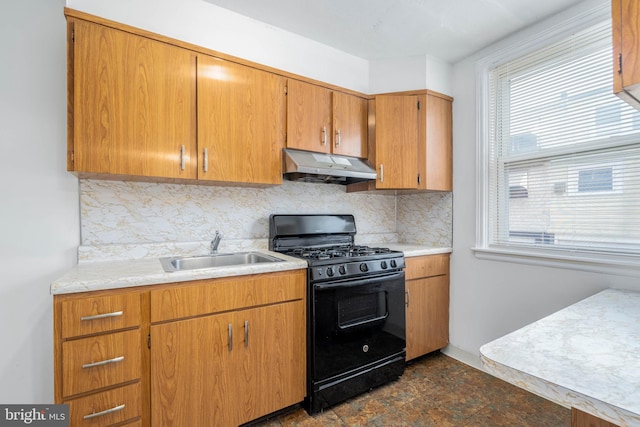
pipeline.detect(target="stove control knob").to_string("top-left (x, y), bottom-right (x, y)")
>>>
top-left (390, 259), bottom-right (397, 268)
top-left (338, 265), bottom-right (347, 275)
top-left (359, 263), bottom-right (369, 273)
top-left (380, 260), bottom-right (388, 269)
top-left (326, 267), bottom-right (335, 277)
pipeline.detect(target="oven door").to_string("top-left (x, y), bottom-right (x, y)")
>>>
top-left (311, 270), bottom-right (406, 382)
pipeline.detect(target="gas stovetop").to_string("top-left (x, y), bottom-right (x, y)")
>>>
top-left (269, 214), bottom-right (405, 281)
top-left (283, 245), bottom-right (397, 261)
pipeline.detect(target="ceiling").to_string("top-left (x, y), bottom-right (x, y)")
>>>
top-left (203, 0), bottom-right (585, 63)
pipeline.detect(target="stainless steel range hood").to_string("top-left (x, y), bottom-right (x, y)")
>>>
top-left (283, 148), bottom-right (377, 184)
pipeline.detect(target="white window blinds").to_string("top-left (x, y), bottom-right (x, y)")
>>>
top-left (487, 20), bottom-right (640, 255)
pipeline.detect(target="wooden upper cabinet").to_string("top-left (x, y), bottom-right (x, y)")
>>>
top-left (418, 92), bottom-right (453, 191)
top-left (332, 91), bottom-right (368, 158)
top-left (286, 79), bottom-right (368, 158)
top-left (197, 56), bottom-right (285, 185)
top-left (287, 79), bottom-right (332, 153)
top-left (613, 0), bottom-right (640, 109)
top-left (374, 94), bottom-right (419, 189)
top-left (69, 19), bottom-right (197, 179)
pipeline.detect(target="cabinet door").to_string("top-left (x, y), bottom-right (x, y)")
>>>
top-left (406, 275), bottom-right (449, 360)
top-left (332, 92), bottom-right (368, 158)
top-left (375, 95), bottom-right (419, 189)
top-left (71, 20), bottom-right (196, 179)
top-left (198, 56), bottom-right (285, 184)
top-left (287, 79), bottom-right (332, 153)
top-left (235, 301), bottom-right (306, 424)
top-left (150, 312), bottom-right (237, 427)
top-left (613, 0), bottom-right (640, 104)
top-left (418, 93), bottom-right (453, 191)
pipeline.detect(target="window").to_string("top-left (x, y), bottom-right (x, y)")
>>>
top-left (476, 11), bottom-right (640, 271)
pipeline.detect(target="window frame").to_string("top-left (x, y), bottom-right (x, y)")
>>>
top-left (473, 3), bottom-right (640, 277)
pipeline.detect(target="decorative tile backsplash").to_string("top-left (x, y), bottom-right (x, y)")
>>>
top-left (397, 192), bottom-right (453, 247)
top-left (79, 179), bottom-right (452, 262)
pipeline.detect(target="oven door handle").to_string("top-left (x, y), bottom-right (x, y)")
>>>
top-left (313, 271), bottom-right (404, 290)
top-left (338, 311), bottom-right (389, 330)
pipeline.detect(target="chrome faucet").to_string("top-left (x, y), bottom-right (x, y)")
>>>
top-left (210, 230), bottom-right (223, 254)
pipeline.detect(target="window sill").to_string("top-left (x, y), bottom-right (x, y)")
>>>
top-left (472, 246), bottom-right (640, 277)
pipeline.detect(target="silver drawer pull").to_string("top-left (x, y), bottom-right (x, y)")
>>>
top-left (82, 355), bottom-right (124, 369)
top-left (83, 404), bottom-right (125, 420)
top-left (228, 323), bottom-right (233, 351)
top-left (80, 311), bottom-right (123, 321)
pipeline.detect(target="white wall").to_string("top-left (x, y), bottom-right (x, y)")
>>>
top-left (449, 0), bottom-right (640, 362)
top-left (369, 55), bottom-right (452, 95)
top-left (0, 0), bottom-right (79, 402)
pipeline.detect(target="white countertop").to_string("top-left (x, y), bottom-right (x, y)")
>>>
top-left (50, 251), bottom-right (308, 295)
top-left (480, 288), bottom-right (640, 427)
top-left (51, 245), bottom-right (451, 295)
top-left (384, 244), bottom-right (451, 258)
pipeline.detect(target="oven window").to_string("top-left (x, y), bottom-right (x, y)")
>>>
top-left (338, 291), bottom-right (388, 329)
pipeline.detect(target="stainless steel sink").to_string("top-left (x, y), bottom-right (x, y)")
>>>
top-left (160, 252), bottom-right (285, 272)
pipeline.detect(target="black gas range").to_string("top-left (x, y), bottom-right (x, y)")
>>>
top-left (269, 214), bottom-right (406, 414)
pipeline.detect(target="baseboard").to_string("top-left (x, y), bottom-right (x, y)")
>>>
top-left (440, 344), bottom-right (484, 371)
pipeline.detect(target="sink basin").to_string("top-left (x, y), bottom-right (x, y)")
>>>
top-left (160, 252), bottom-right (285, 272)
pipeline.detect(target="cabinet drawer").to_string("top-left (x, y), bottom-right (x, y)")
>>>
top-left (68, 382), bottom-right (141, 427)
top-left (405, 254), bottom-right (450, 280)
top-left (62, 330), bottom-right (141, 397)
top-left (151, 269), bottom-right (306, 322)
top-left (61, 293), bottom-right (141, 339)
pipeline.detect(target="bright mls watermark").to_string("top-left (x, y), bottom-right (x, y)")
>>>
top-left (0, 405), bottom-right (69, 426)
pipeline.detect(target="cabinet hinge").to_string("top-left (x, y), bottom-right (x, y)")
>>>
top-left (147, 334), bottom-right (151, 349)
top-left (618, 53), bottom-right (623, 75)
top-left (417, 100), bottom-right (421, 110)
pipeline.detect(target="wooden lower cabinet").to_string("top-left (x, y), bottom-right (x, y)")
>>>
top-left (405, 254), bottom-right (450, 361)
top-left (54, 289), bottom-right (148, 427)
top-left (571, 408), bottom-right (620, 427)
top-left (54, 269), bottom-right (307, 427)
top-left (150, 300), bottom-right (305, 427)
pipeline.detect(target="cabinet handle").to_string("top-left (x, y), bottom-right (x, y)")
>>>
top-left (80, 311), bottom-right (123, 321)
top-left (379, 164), bottom-right (384, 183)
top-left (244, 320), bottom-right (249, 348)
top-left (203, 148), bottom-right (209, 173)
top-left (228, 323), bottom-right (233, 351)
top-left (417, 173), bottom-right (421, 185)
top-left (83, 404), bottom-right (125, 420)
top-left (321, 126), bottom-right (327, 146)
top-left (405, 290), bottom-right (410, 307)
top-left (618, 53), bottom-right (623, 75)
top-left (335, 129), bottom-right (341, 148)
top-left (180, 145), bottom-right (186, 171)
top-left (82, 355), bottom-right (124, 369)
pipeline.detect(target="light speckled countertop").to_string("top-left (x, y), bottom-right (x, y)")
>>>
top-left (51, 245), bottom-right (451, 295)
top-left (480, 289), bottom-right (640, 427)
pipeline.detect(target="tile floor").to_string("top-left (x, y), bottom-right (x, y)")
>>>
top-left (251, 352), bottom-right (571, 427)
